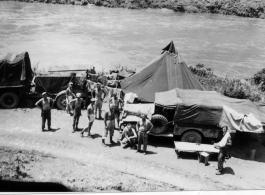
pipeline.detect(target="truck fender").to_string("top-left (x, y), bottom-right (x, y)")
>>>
top-left (54, 90), bottom-right (67, 102)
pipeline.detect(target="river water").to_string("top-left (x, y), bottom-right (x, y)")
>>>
top-left (1, 1), bottom-right (265, 78)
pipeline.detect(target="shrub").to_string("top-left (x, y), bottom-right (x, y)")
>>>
top-left (251, 68), bottom-right (265, 91)
top-left (190, 64), bottom-right (265, 102)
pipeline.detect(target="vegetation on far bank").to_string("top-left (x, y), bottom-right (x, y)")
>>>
top-left (189, 64), bottom-right (265, 102)
top-left (10, 0), bottom-right (265, 19)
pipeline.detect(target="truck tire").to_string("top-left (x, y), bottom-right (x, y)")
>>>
top-left (0, 92), bottom-right (19, 108)
top-left (56, 95), bottom-right (67, 110)
top-left (181, 131), bottom-right (202, 143)
top-left (151, 114), bottom-right (168, 134)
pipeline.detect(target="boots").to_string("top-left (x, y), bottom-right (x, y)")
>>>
top-left (102, 139), bottom-right (107, 147)
top-left (72, 126), bottom-right (75, 133)
top-left (110, 136), bottom-right (115, 144)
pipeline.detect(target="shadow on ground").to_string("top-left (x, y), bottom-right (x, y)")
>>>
top-left (148, 136), bottom-right (175, 149)
top-left (230, 131), bottom-right (265, 163)
top-left (43, 128), bottom-right (60, 132)
top-left (0, 180), bottom-right (70, 192)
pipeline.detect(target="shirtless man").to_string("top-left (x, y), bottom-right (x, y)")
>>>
top-left (102, 104), bottom-right (115, 147)
top-left (70, 93), bottom-right (84, 133)
top-left (66, 82), bottom-right (76, 116)
top-left (120, 123), bottom-right (137, 149)
top-left (136, 113), bottom-right (153, 155)
top-left (80, 98), bottom-right (95, 137)
top-left (35, 92), bottom-right (54, 131)
top-left (109, 92), bottom-right (123, 128)
top-left (94, 83), bottom-right (106, 119)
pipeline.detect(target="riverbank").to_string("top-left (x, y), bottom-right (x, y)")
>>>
top-left (2, 0), bottom-right (264, 19)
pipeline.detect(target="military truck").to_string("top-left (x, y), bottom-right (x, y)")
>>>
top-left (0, 52), bottom-right (33, 108)
top-left (29, 71), bottom-right (95, 109)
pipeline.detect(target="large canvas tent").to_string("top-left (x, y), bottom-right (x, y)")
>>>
top-left (120, 42), bottom-right (205, 102)
top-left (155, 88), bottom-right (265, 127)
top-left (0, 52), bottom-right (33, 86)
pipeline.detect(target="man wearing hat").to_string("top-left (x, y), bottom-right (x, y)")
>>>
top-left (102, 104), bottom-right (116, 146)
top-left (81, 97), bottom-right (96, 137)
top-left (84, 77), bottom-right (93, 109)
top-left (136, 113), bottom-right (153, 155)
top-left (35, 92), bottom-right (54, 131)
top-left (66, 82), bottom-right (76, 116)
top-left (69, 93), bottom-right (84, 133)
top-left (94, 83), bottom-right (106, 120)
top-left (109, 92), bottom-right (123, 129)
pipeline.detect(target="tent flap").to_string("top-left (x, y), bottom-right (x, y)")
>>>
top-left (220, 105), bottom-right (264, 133)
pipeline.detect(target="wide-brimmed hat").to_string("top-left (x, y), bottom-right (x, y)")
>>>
top-left (76, 93), bottom-right (81, 98)
top-left (42, 92), bottom-right (47, 96)
top-left (69, 82), bottom-right (73, 85)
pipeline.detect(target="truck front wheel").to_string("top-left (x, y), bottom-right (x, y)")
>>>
top-left (56, 95), bottom-right (67, 110)
top-left (0, 92), bottom-right (19, 108)
top-left (181, 131), bottom-right (202, 143)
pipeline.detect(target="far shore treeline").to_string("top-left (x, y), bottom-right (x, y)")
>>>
top-left (1, 0), bottom-right (265, 19)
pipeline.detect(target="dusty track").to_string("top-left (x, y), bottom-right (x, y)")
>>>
top-left (1, 107), bottom-right (265, 191)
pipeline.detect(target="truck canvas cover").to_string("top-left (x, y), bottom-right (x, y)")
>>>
top-left (155, 88), bottom-right (265, 126)
top-left (33, 72), bottom-right (86, 94)
top-left (0, 52), bottom-right (33, 86)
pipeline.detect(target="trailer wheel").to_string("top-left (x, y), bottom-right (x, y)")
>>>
top-left (181, 131), bottom-right (202, 143)
top-left (0, 92), bottom-right (19, 108)
top-left (151, 114), bottom-right (168, 134)
top-left (56, 95), bottom-right (67, 110)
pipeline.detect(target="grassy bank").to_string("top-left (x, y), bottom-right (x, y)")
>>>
top-left (6, 0), bottom-right (264, 19)
top-left (189, 64), bottom-right (265, 102)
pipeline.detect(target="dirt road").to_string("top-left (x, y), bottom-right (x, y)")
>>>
top-left (1, 106), bottom-right (265, 191)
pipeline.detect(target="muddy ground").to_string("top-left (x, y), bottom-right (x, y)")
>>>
top-left (1, 104), bottom-right (265, 192)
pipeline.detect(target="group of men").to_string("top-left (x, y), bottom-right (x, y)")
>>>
top-left (35, 80), bottom-right (154, 155)
top-left (34, 79), bottom-right (233, 168)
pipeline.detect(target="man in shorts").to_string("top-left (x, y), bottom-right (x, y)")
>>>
top-left (70, 93), bottom-right (84, 133)
top-left (94, 83), bottom-right (106, 119)
top-left (35, 92), bottom-right (54, 131)
top-left (136, 113), bottom-right (153, 155)
top-left (120, 123), bottom-right (137, 149)
top-left (109, 92), bottom-right (123, 129)
top-left (84, 77), bottom-right (93, 109)
top-left (81, 98), bottom-right (95, 137)
top-left (102, 104), bottom-right (115, 147)
top-left (66, 82), bottom-right (76, 116)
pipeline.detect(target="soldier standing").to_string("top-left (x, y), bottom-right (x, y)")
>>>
top-left (70, 93), bottom-right (84, 133)
top-left (214, 126), bottom-right (233, 175)
top-left (102, 104), bottom-right (116, 147)
top-left (35, 92), bottom-right (54, 131)
top-left (94, 83), bottom-right (106, 120)
top-left (109, 92), bottom-right (123, 129)
top-left (136, 113), bottom-right (153, 155)
top-left (81, 98), bottom-right (95, 137)
top-left (66, 82), bottom-right (76, 116)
